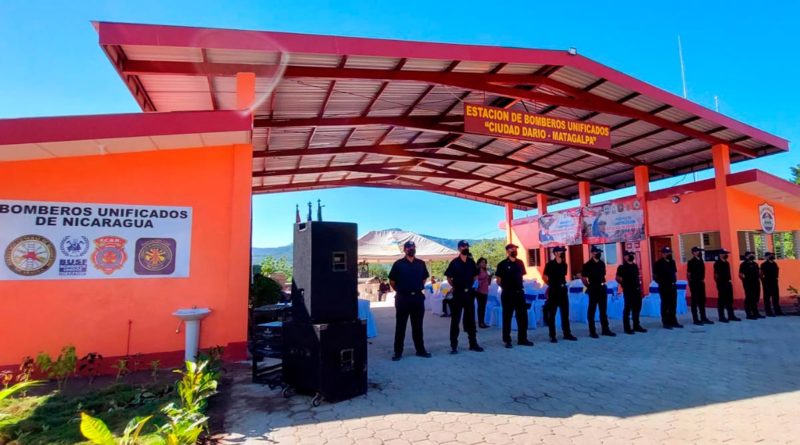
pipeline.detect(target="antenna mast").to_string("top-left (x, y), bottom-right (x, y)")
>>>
top-left (678, 35), bottom-right (688, 99)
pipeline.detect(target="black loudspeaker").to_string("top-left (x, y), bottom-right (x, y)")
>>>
top-left (282, 320), bottom-right (367, 403)
top-left (292, 221), bottom-right (358, 323)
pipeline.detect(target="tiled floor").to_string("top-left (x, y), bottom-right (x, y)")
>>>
top-left (218, 304), bottom-right (799, 444)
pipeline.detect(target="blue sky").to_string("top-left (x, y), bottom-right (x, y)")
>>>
top-left (1, 1), bottom-right (796, 247)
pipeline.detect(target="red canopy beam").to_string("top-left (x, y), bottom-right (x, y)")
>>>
top-left (255, 160), bottom-right (419, 177)
top-left (256, 115), bottom-right (672, 176)
top-left (252, 177), bottom-right (533, 209)
top-left (120, 59), bottom-right (761, 158)
top-left (255, 142), bottom-right (612, 189)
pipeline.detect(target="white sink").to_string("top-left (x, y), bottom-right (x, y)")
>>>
top-left (173, 308), bottom-right (211, 321)
top-left (172, 307), bottom-right (212, 362)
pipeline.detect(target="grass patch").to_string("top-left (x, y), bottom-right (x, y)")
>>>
top-left (0, 382), bottom-right (176, 445)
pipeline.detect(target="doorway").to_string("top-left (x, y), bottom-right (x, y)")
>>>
top-left (650, 236), bottom-right (673, 267)
top-left (568, 244), bottom-right (584, 280)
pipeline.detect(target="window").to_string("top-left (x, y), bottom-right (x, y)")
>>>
top-left (737, 231), bottom-right (768, 259)
top-left (527, 249), bottom-right (542, 267)
top-left (591, 243), bottom-right (618, 265)
top-left (772, 232), bottom-right (797, 260)
top-left (678, 231), bottom-right (721, 262)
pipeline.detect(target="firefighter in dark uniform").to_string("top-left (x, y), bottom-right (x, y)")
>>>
top-left (687, 246), bottom-right (714, 325)
top-left (495, 243), bottom-right (534, 348)
top-left (582, 246), bottom-right (616, 338)
top-left (714, 248), bottom-right (740, 322)
top-left (388, 241), bottom-right (432, 361)
top-left (653, 246), bottom-right (682, 329)
top-left (444, 240), bottom-right (484, 354)
top-left (542, 246), bottom-right (577, 343)
top-left (616, 251), bottom-right (647, 334)
top-left (739, 251), bottom-right (763, 319)
top-left (760, 252), bottom-right (784, 316)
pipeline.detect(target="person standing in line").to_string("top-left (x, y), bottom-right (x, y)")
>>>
top-left (616, 251), bottom-right (647, 334)
top-left (687, 246), bottom-right (714, 325)
top-left (582, 246), bottom-right (616, 338)
top-left (739, 251), bottom-right (763, 320)
top-left (653, 246), bottom-right (682, 329)
top-left (714, 249), bottom-right (740, 322)
top-left (444, 241), bottom-right (484, 354)
top-left (388, 241), bottom-right (432, 361)
top-left (760, 252), bottom-right (784, 316)
top-left (475, 258), bottom-right (492, 329)
top-left (495, 243), bottom-right (534, 348)
top-left (542, 246), bottom-right (577, 343)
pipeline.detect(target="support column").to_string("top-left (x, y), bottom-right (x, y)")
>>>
top-left (232, 72), bottom-right (256, 360)
top-left (578, 181), bottom-right (591, 260)
top-left (236, 72), bottom-right (256, 111)
top-left (713, 144), bottom-right (740, 305)
top-left (634, 166), bottom-right (652, 292)
top-left (537, 194), bottom-right (548, 270)
top-left (505, 203), bottom-right (514, 245)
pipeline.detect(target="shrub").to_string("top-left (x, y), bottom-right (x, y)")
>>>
top-left (35, 345), bottom-right (77, 391)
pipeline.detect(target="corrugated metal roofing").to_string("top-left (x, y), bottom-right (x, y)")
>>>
top-left (96, 22), bottom-right (789, 209)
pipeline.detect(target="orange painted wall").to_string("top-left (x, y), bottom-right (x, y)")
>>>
top-left (627, 185), bottom-right (800, 305)
top-left (506, 179), bottom-right (800, 307)
top-left (0, 144), bottom-right (252, 368)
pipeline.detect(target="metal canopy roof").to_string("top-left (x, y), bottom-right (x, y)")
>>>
top-left (96, 21), bottom-right (789, 209)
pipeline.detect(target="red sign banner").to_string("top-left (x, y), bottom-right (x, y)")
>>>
top-left (463, 103), bottom-right (611, 149)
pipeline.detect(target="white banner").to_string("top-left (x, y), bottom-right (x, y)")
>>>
top-left (0, 200), bottom-right (192, 280)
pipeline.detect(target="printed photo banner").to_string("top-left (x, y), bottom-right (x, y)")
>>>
top-left (538, 208), bottom-right (582, 247)
top-left (0, 200), bottom-right (192, 281)
top-left (582, 197), bottom-right (645, 245)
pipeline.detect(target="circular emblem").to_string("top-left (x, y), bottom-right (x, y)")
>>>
top-left (137, 239), bottom-right (174, 272)
top-left (60, 236), bottom-right (89, 257)
top-left (4, 235), bottom-right (56, 276)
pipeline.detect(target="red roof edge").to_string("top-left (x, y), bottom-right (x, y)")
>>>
top-left (94, 21), bottom-right (789, 151)
top-left (727, 169), bottom-right (800, 196)
top-left (0, 110), bottom-right (252, 146)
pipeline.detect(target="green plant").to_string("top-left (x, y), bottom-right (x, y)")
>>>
top-left (79, 352), bottom-right (105, 385)
top-left (112, 359), bottom-right (130, 383)
top-left (249, 273), bottom-right (282, 308)
top-left (16, 356), bottom-right (35, 384)
top-left (159, 360), bottom-right (218, 445)
top-left (80, 412), bottom-right (153, 445)
top-left (260, 256), bottom-right (293, 281)
top-left (0, 380), bottom-right (40, 403)
top-left (150, 360), bottom-right (161, 382)
top-left (367, 263), bottom-right (389, 280)
top-left (0, 380), bottom-right (41, 427)
top-left (35, 346), bottom-right (77, 391)
top-left (0, 370), bottom-right (11, 389)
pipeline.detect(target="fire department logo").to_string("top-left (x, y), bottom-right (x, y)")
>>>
top-left (4, 235), bottom-right (56, 276)
top-left (759, 203), bottom-right (775, 234)
top-left (91, 236), bottom-right (128, 275)
top-left (134, 238), bottom-right (176, 275)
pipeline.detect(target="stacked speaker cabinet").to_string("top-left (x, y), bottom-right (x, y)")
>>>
top-left (284, 221), bottom-right (366, 405)
top-left (291, 221), bottom-right (358, 323)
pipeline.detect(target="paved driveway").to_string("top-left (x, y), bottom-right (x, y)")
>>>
top-left (218, 304), bottom-right (799, 444)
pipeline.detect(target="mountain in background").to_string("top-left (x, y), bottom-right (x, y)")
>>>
top-left (251, 231), bottom-right (493, 265)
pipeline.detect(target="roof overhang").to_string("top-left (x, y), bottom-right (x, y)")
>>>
top-left (0, 110), bottom-right (251, 162)
top-left (728, 170), bottom-right (800, 209)
top-left (92, 21), bottom-right (790, 209)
